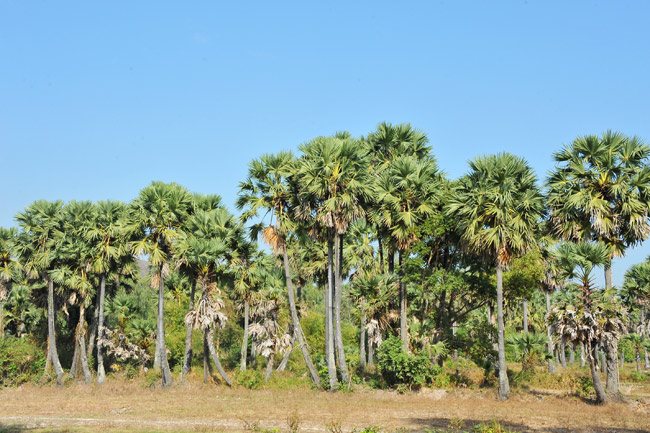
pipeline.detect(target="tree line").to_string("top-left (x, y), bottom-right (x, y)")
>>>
top-left (1, 124), bottom-right (649, 404)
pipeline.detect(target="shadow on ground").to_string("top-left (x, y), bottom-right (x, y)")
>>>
top-left (408, 417), bottom-right (650, 433)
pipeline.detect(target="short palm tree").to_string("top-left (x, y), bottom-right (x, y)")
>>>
top-left (130, 182), bottom-right (193, 386)
top-left (15, 200), bottom-right (66, 384)
top-left (446, 153), bottom-right (544, 400)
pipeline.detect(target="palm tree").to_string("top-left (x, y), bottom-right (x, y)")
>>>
top-left (621, 260), bottom-right (650, 369)
top-left (0, 227), bottom-right (21, 336)
top-left (551, 241), bottom-right (626, 404)
top-left (446, 153), bottom-right (544, 400)
top-left (15, 200), bottom-right (66, 384)
top-left (296, 134), bottom-right (371, 386)
top-left (237, 152), bottom-right (321, 387)
top-left (374, 154), bottom-right (439, 349)
top-left (86, 200), bottom-right (130, 383)
top-left (130, 182), bottom-right (192, 387)
top-left (174, 207), bottom-right (236, 386)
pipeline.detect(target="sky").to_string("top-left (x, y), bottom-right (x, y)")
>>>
top-left (1, 1), bottom-right (650, 286)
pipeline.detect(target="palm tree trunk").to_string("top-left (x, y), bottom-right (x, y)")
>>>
top-left (569, 345), bottom-right (575, 364)
top-left (496, 263), bottom-right (510, 400)
top-left (97, 274), bottom-right (107, 383)
top-left (277, 330), bottom-right (295, 372)
top-left (282, 249), bottom-right (321, 387)
top-left (86, 288), bottom-right (100, 367)
top-left (182, 280), bottom-right (196, 377)
top-left (359, 312), bottom-right (367, 371)
top-left (334, 233), bottom-right (349, 383)
top-left (76, 302), bottom-right (92, 384)
top-left (398, 250), bottom-right (409, 351)
top-left (325, 236), bottom-right (338, 390)
top-left (604, 261), bottom-right (613, 290)
top-left (605, 341), bottom-right (620, 398)
top-left (377, 235), bottom-right (384, 274)
top-left (644, 349), bottom-right (649, 370)
top-left (240, 299), bottom-right (250, 371)
top-left (545, 291), bottom-right (556, 373)
top-left (45, 276), bottom-right (64, 385)
top-left (0, 300), bottom-right (5, 336)
top-left (157, 269), bottom-right (172, 387)
top-left (590, 344), bottom-right (607, 404)
top-left (203, 332), bottom-right (210, 384)
top-left (522, 299), bottom-right (529, 333)
top-left (580, 343), bottom-right (586, 368)
top-left (206, 328), bottom-right (232, 386)
top-left (265, 354), bottom-right (275, 381)
top-left (368, 339), bottom-right (374, 366)
top-left (560, 338), bottom-right (567, 368)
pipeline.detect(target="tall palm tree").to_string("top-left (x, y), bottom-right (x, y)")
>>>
top-left (547, 131), bottom-right (650, 395)
top-left (296, 134), bottom-right (371, 386)
top-left (130, 182), bottom-right (192, 387)
top-left (446, 153), bottom-right (544, 400)
top-left (237, 152), bottom-right (321, 387)
top-left (86, 200), bottom-right (130, 383)
top-left (15, 200), bottom-right (66, 384)
top-left (374, 155), bottom-right (439, 349)
top-left (0, 227), bottom-right (21, 336)
top-left (621, 260), bottom-right (650, 369)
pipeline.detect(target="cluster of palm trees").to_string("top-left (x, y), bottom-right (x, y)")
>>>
top-left (1, 124), bottom-right (649, 405)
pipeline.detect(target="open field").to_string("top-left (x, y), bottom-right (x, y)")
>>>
top-left (0, 379), bottom-right (649, 433)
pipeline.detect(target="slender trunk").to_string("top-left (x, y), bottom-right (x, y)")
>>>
top-left (70, 334), bottom-right (80, 378)
top-left (522, 299), bottom-right (528, 333)
top-left (387, 247), bottom-right (395, 274)
top-left (77, 302), bottom-right (91, 383)
top-left (368, 338), bottom-right (374, 366)
top-left (182, 280), bottom-right (196, 377)
top-left (97, 274), bottom-right (107, 383)
top-left (600, 349), bottom-right (607, 373)
top-left (605, 342), bottom-right (620, 397)
top-left (282, 248), bottom-right (321, 387)
top-left (604, 261), bottom-right (613, 290)
top-left (590, 344), bottom-right (607, 404)
top-left (620, 348), bottom-right (624, 367)
top-left (240, 299), bottom-right (250, 371)
top-left (377, 235), bottom-right (384, 274)
top-left (206, 328), bottom-right (232, 386)
top-left (569, 344), bottom-right (575, 364)
top-left (45, 276), bottom-right (64, 385)
top-left (157, 268), bottom-right (172, 387)
top-left (265, 354), bottom-right (275, 381)
top-left (560, 338), bottom-right (567, 368)
top-left (359, 313), bottom-right (367, 371)
top-left (87, 288), bottom-right (100, 366)
top-left (636, 349), bottom-right (642, 372)
top-left (203, 332), bottom-right (210, 384)
top-left (644, 349), bottom-right (649, 370)
top-left (0, 299), bottom-right (5, 336)
top-left (325, 236), bottom-right (337, 390)
top-left (580, 343), bottom-right (586, 368)
top-left (398, 250), bottom-right (408, 351)
top-left (334, 233), bottom-right (349, 383)
top-left (496, 263), bottom-right (510, 400)
top-left (545, 291), bottom-right (556, 373)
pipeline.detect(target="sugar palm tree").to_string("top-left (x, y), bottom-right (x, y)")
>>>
top-left (374, 155), bottom-right (439, 349)
top-left (86, 200), bottom-right (130, 383)
top-left (446, 153), bottom-right (544, 400)
top-left (621, 260), bottom-right (650, 369)
top-left (0, 227), bottom-right (21, 336)
top-left (296, 134), bottom-right (371, 386)
top-left (130, 182), bottom-right (192, 386)
top-left (237, 152), bottom-right (321, 387)
top-left (15, 200), bottom-right (66, 384)
top-left (551, 241), bottom-right (626, 404)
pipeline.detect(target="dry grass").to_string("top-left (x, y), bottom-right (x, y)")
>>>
top-left (0, 377), bottom-right (649, 433)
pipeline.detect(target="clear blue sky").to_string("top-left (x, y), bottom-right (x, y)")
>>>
top-left (2, 1), bottom-right (650, 286)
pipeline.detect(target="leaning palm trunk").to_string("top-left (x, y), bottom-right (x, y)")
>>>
top-left (276, 331), bottom-right (295, 372)
top-left (496, 264), bottom-right (510, 400)
top-left (282, 249), bottom-right (321, 387)
top-left (545, 291), bottom-right (556, 373)
top-left (589, 344), bottom-right (608, 404)
top-left (333, 233), bottom-right (349, 383)
top-left (240, 299), bottom-right (250, 371)
top-left (206, 328), bottom-right (232, 386)
top-left (325, 237), bottom-right (338, 390)
top-left (156, 269), bottom-right (172, 387)
top-left (182, 281), bottom-right (196, 377)
top-left (97, 274), bottom-right (107, 383)
top-left (45, 277), bottom-right (64, 385)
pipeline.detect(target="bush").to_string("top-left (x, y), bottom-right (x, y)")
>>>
top-left (236, 369), bottom-right (264, 389)
top-left (376, 336), bottom-right (434, 389)
top-left (472, 420), bottom-right (519, 433)
top-left (0, 337), bottom-right (45, 386)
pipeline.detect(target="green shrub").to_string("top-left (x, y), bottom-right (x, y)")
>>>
top-left (236, 369), bottom-right (264, 389)
top-left (0, 337), bottom-right (45, 386)
top-left (573, 375), bottom-right (594, 399)
top-left (472, 420), bottom-right (519, 433)
top-left (376, 336), bottom-right (433, 389)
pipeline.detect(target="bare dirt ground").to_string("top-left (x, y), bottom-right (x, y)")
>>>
top-left (0, 379), bottom-right (649, 433)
